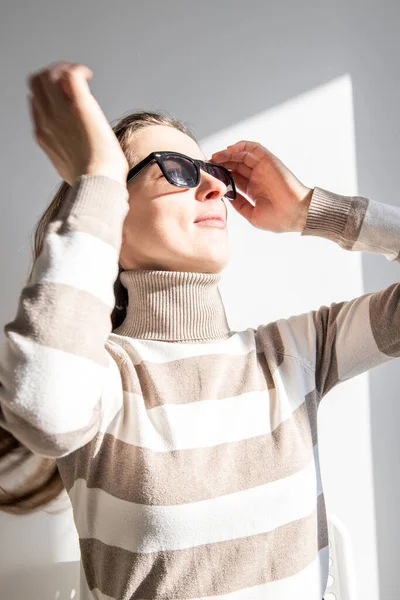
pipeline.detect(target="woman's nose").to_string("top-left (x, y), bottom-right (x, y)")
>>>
top-left (197, 170), bottom-right (227, 200)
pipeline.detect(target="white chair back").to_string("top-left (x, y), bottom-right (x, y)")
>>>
top-left (324, 513), bottom-right (358, 600)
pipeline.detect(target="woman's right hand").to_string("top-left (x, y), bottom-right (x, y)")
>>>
top-left (27, 61), bottom-right (129, 186)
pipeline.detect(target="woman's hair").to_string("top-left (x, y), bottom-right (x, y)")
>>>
top-left (0, 109), bottom-right (197, 515)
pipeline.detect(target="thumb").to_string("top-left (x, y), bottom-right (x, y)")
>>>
top-left (229, 192), bottom-right (255, 223)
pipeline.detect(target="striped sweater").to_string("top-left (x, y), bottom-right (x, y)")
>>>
top-left (0, 174), bottom-right (399, 600)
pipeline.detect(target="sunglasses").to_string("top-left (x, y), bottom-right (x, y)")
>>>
top-left (126, 151), bottom-right (236, 200)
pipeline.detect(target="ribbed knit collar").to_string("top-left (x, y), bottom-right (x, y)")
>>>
top-left (113, 270), bottom-right (231, 342)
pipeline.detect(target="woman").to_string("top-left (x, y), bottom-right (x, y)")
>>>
top-left (0, 60), bottom-right (398, 600)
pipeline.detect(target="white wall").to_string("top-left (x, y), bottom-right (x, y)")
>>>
top-left (1, 1), bottom-right (399, 599)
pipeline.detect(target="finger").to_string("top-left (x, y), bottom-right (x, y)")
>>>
top-left (211, 148), bottom-right (232, 162)
top-left (59, 63), bottom-right (94, 102)
top-left (212, 150), bottom-right (258, 170)
top-left (28, 75), bottom-right (51, 118)
top-left (211, 142), bottom-right (258, 161)
top-left (28, 94), bottom-right (57, 152)
top-left (40, 62), bottom-right (75, 110)
top-left (223, 162), bottom-right (252, 181)
top-left (27, 94), bottom-right (43, 140)
top-left (229, 191), bottom-right (255, 222)
top-left (213, 141), bottom-right (278, 163)
top-left (215, 150), bottom-right (258, 181)
top-left (227, 140), bottom-right (264, 156)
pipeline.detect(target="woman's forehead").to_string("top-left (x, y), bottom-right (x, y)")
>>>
top-left (132, 125), bottom-right (206, 162)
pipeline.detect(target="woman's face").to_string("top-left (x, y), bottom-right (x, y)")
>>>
top-left (120, 125), bottom-right (230, 273)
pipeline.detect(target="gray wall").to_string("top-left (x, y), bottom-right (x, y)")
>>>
top-left (1, 1), bottom-right (399, 598)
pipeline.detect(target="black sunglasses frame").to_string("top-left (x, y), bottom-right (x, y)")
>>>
top-left (126, 151), bottom-right (237, 200)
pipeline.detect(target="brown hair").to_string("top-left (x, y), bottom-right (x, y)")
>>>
top-left (0, 110), bottom-right (197, 515)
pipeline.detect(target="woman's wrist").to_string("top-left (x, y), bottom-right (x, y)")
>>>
top-left (291, 186), bottom-right (313, 232)
top-left (80, 164), bottom-right (128, 187)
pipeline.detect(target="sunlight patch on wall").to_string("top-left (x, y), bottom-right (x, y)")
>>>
top-left (200, 74), bottom-right (379, 600)
top-left (200, 74), bottom-right (361, 324)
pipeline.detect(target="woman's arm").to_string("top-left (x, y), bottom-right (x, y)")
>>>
top-left (301, 186), bottom-right (400, 262)
top-left (211, 140), bottom-right (399, 397)
top-left (0, 175), bottom-right (129, 457)
top-left (290, 187), bottom-right (400, 399)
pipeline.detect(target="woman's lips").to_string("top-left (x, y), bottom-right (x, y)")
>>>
top-left (195, 218), bottom-right (226, 228)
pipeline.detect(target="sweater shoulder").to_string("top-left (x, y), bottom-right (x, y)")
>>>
top-left (255, 315), bottom-right (317, 375)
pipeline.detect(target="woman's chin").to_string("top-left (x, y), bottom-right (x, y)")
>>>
top-left (190, 248), bottom-right (231, 273)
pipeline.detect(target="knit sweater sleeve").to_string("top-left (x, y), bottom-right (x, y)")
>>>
top-left (288, 186), bottom-right (400, 400)
top-left (0, 175), bottom-right (129, 458)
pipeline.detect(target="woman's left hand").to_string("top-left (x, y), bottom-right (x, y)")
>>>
top-left (211, 140), bottom-right (313, 233)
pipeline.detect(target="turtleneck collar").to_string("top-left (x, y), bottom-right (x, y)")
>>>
top-left (112, 270), bottom-right (231, 343)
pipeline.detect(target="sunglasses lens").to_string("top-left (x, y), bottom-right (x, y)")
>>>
top-left (163, 156), bottom-right (198, 187)
top-left (160, 154), bottom-right (235, 199)
top-left (206, 165), bottom-right (235, 199)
